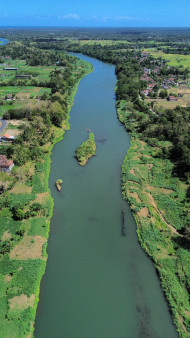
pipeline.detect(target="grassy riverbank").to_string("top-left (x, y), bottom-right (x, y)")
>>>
top-left (117, 103), bottom-right (190, 337)
top-left (75, 132), bottom-right (96, 166)
top-left (0, 51), bottom-right (93, 337)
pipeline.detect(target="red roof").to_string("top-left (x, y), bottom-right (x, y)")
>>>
top-left (0, 155), bottom-right (13, 168)
top-left (3, 134), bottom-right (10, 138)
top-left (169, 96), bottom-right (178, 101)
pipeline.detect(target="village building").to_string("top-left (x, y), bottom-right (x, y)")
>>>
top-left (152, 69), bottom-right (159, 74)
top-left (141, 89), bottom-right (151, 96)
top-left (0, 134), bottom-right (15, 142)
top-left (161, 84), bottom-right (170, 89)
top-left (143, 67), bottom-right (150, 74)
top-left (5, 94), bottom-right (13, 100)
top-left (4, 67), bottom-right (18, 71)
top-left (147, 83), bottom-right (156, 90)
top-left (179, 81), bottom-right (188, 85)
top-left (0, 155), bottom-right (14, 173)
top-left (168, 96), bottom-right (179, 101)
top-left (140, 76), bottom-right (155, 83)
top-left (142, 52), bottom-right (149, 58)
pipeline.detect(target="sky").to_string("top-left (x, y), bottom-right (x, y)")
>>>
top-left (0, 0), bottom-right (190, 27)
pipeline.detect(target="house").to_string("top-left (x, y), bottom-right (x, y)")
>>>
top-left (142, 52), bottom-right (149, 58)
top-left (140, 76), bottom-right (155, 83)
top-left (0, 134), bottom-right (15, 142)
top-left (168, 96), bottom-right (178, 101)
top-left (166, 79), bottom-right (176, 86)
top-left (0, 155), bottom-right (14, 173)
top-left (148, 83), bottom-right (156, 90)
top-left (179, 81), bottom-right (187, 85)
top-left (161, 84), bottom-right (170, 90)
top-left (152, 69), bottom-right (158, 74)
top-left (143, 67), bottom-right (150, 74)
top-left (141, 89), bottom-right (151, 96)
top-left (5, 94), bottom-right (13, 100)
top-left (4, 67), bottom-right (18, 71)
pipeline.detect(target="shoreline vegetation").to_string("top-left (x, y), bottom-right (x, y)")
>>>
top-left (0, 40), bottom-right (93, 337)
top-left (75, 132), bottom-right (96, 166)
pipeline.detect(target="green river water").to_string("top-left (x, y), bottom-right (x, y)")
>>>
top-left (35, 54), bottom-right (178, 338)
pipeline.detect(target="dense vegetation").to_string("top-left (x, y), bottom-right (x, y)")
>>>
top-left (75, 132), bottom-right (96, 165)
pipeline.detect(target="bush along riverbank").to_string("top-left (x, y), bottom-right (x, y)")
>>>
top-left (0, 42), bottom-right (93, 337)
top-left (75, 132), bottom-right (96, 165)
top-left (118, 107), bottom-right (190, 337)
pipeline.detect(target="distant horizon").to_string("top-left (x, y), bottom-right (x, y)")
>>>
top-left (0, 26), bottom-right (190, 29)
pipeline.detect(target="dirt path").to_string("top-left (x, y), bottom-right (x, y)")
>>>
top-left (147, 192), bottom-right (182, 237)
top-left (0, 119), bottom-right (7, 135)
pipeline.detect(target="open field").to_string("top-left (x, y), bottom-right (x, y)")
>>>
top-left (0, 59), bottom-right (52, 118)
top-left (0, 85), bottom-right (51, 118)
top-left (146, 49), bottom-right (190, 68)
top-left (0, 58), bottom-right (56, 81)
top-left (78, 39), bottom-right (132, 46)
top-left (0, 85), bottom-right (51, 95)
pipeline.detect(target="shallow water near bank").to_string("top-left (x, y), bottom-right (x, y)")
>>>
top-left (35, 54), bottom-right (178, 338)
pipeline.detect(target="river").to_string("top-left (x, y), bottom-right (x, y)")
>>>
top-left (35, 54), bottom-right (177, 338)
top-left (0, 38), bottom-right (9, 46)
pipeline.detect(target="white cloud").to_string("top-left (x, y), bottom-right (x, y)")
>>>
top-left (63, 14), bottom-right (80, 20)
top-left (115, 16), bottom-right (150, 21)
top-left (100, 15), bottom-right (149, 22)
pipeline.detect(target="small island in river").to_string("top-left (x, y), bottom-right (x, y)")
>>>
top-left (56, 179), bottom-right (63, 191)
top-left (75, 132), bottom-right (96, 165)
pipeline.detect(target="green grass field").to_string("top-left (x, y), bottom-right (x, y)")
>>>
top-left (0, 59), bottom-right (55, 82)
top-left (146, 49), bottom-right (190, 68)
top-left (78, 39), bottom-right (133, 46)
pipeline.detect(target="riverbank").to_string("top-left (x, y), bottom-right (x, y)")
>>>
top-left (117, 103), bottom-right (190, 337)
top-left (0, 55), bottom-right (93, 337)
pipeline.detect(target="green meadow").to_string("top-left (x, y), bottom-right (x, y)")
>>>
top-left (146, 49), bottom-right (190, 68)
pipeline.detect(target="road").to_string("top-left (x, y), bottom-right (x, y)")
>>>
top-left (0, 119), bottom-right (7, 135)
